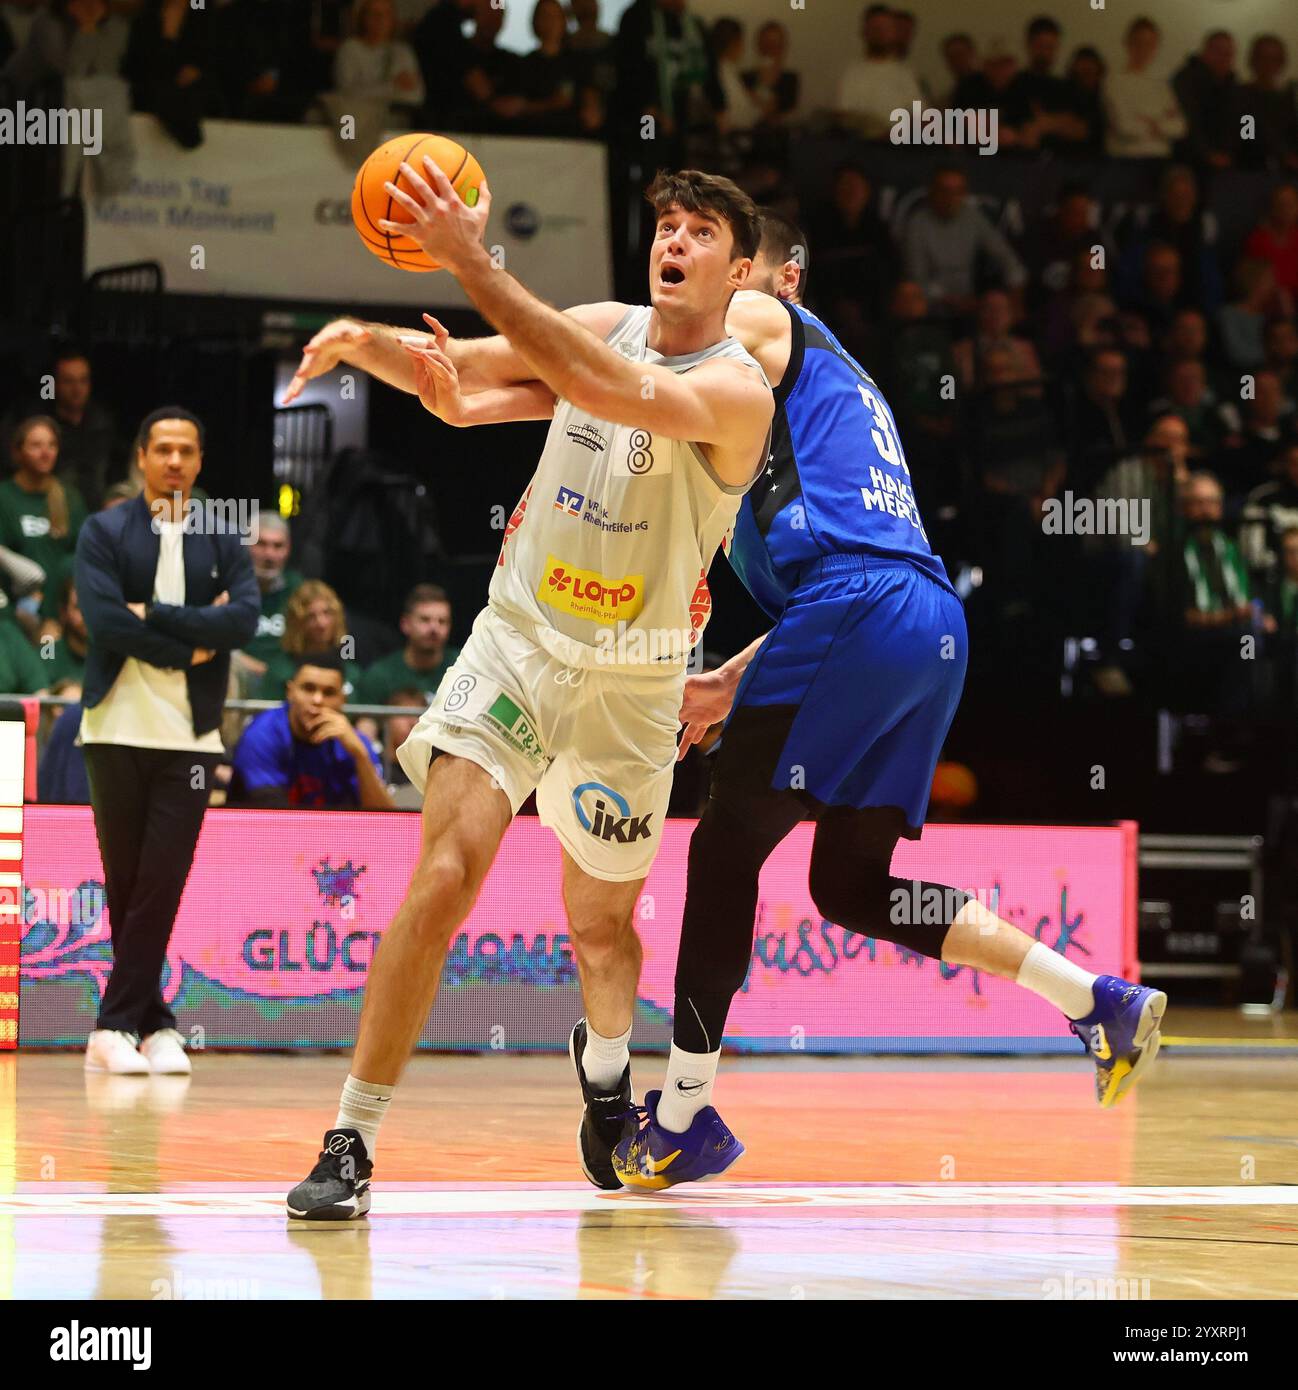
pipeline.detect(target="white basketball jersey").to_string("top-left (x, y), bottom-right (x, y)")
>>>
top-left (488, 305), bottom-right (769, 673)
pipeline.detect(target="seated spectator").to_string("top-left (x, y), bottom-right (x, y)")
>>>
top-left (332, 0), bottom-right (425, 128)
top-left (0, 1), bottom-right (42, 76)
top-left (38, 691), bottom-right (89, 804)
top-left (1233, 33), bottom-right (1298, 172)
top-left (1092, 414), bottom-right (1192, 676)
top-left (410, 0), bottom-right (477, 126)
top-left (447, 0), bottom-right (528, 133)
top-left (354, 582), bottom-right (457, 706)
top-left (1038, 245), bottom-right (1117, 364)
top-left (1264, 317), bottom-right (1298, 404)
top-left (833, 3), bottom-right (921, 141)
top-left (1063, 45), bottom-right (1106, 157)
top-left (230, 652), bottom-right (392, 810)
top-left (380, 684), bottom-right (426, 810)
top-left (254, 579), bottom-right (361, 701)
top-left (1241, 442), bottom-right (1298, 577)
top-left (1172, 471), bottom-right (1259, 718)
top-left (0, 417), bottom-right (87, 638)
top-left (1120, 241), bottom-right (1187, 342)
top-left (212, 0), bottom-right (310, 123)
top-left (870, 280), bottom-right (959, 503)
top-left (0, 609), bottom-right (46, 693)
top-left (39, 575), bottom-right (88, 686)
top-left (950, 40), bottom-right (1036, 151)
top-left (741, 19), bottom-right (799, 126)
top-left (8, 0), bottom-right (134, 196)
top-left (709, 16), bottom-right (762, 136)
top-left (1026, 183), bottom-right (1098, 302)
top-left (1069, 347), bottom-right (1141, 494)
top-left (971, 346), bottom-right (1065, 500)
top-left (513, 0), bottom-right (581, 135)
top-left (806, 163), bottom-right (895, 326)
top-left (937, 31), bottom-right (977, 107)
top-left (1118, 165), bottom-right (1223, 315)
top-left (3, 349), bottom-right (121, 512)
top-left (900, 165), bottom-right (1027, 319)
top-left (1218, 369), bottom-right (1295, 495)
top-left (1218, 259), bottom-right (1286, 371)
top-left (1173, 30), bottom-right (1242, 168)
top-left (1163, 308), bottom-right (1210, 366)
top-left (1148, 359), bottom-right (1229, 459)
top-left (1243, 183), bottom-right (1298, 299)
top-left (123, 0), bottom-right (218, 150)
top-left (1105, 16), bottom-right (1186, 159)
top-left (953, 289), bottom-right (1041, 390)
top-left (234, 513), bottom-right (303, 687)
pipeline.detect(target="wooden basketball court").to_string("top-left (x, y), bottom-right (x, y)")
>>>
top-left (4, 1007), bottom-right (1297, 1300)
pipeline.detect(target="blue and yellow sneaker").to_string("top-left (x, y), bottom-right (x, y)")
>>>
top-left (611, 1089), bottom-right (745, 1191)
top-left (1069, 975), bottom-right (1168, 1107)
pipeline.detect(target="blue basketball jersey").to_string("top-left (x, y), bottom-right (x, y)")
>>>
top-left (727, 300), bottom-right (956, 618)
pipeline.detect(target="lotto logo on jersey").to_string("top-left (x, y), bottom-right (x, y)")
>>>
top-left (687, 569), bottom-right (711, 644)
top-left (538, 555), bottom-right (644, 625)
top-left (497, 484), bottom-right (532, 566)
top-left (612, 428), bottom-right (670, 477)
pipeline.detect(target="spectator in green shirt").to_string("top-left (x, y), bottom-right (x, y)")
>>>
top-left (354, 582), bottom-right (459, 707)
top-left (254, 578), bottom-right (361, 700)
top-left (0, 416), bottom-right (88, 636)
top-left (234, 512), bottom-right (304, 688)
top-left (37, 574), bottom-right (88, 687)
top-left (0, 615), bottom-right (47, 694)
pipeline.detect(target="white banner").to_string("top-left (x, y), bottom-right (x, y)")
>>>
top-left (85, 115), bottom-right (611, 308)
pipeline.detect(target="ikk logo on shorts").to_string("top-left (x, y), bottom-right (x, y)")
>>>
top-left (571, 782), bottom-right (653, 843)
top-left (538, 554), bottom-right (644, 625)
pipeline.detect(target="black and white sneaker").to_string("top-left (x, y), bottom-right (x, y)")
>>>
top-left (569, 1019), bottom-right (634, 1191)
top-left (286, 1128), bottom-right (373, 1220)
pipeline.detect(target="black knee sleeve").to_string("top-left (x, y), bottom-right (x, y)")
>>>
top-left (672, 792), bottom-right (801, 1053)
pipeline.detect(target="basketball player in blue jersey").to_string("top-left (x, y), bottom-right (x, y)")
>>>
top-left (602, 214), bottom-right (1168, 1188)
top-left (353, 210), bottom-right (1167, 1193)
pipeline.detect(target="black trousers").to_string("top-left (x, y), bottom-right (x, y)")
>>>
top-left (84, 744), bottom-right (219, 1036)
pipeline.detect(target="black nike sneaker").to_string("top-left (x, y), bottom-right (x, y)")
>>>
top-left (286, 1128), bottom-right (374, 1220)
top-left (569, 1019), bottom-right (634, 1190)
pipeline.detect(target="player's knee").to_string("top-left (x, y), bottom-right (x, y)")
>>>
top-left (568, 909), bottom-right (636, 968)
top-left (808, 856), bottom-right (889, 933)
top-left (406, 849), bottom-right (478, 935)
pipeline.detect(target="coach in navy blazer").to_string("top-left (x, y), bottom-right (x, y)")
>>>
top-left (75, 405), bottom-right (260, 1077)
top-left (77, 490), bottom-right (260, 732)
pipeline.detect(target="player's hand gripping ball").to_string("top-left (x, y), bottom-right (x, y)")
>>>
top-left (351, 133), bottom-right (485, 272)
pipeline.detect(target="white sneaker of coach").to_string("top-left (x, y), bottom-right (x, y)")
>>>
top-left (85, 1030), bottom-right (150, 1075)
top-left (138, 1029), bottom-right (193, 1076)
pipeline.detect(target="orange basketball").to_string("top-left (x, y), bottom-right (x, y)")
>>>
top-left (351, 133), bottom-right (485, 272)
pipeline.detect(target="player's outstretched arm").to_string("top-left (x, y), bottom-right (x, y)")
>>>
top-left (401, 333), bottom-right (555, 426)
top-left (281, 318), bottom-right (417, 403)
top-left (381, 156), bottom-right (772, 483)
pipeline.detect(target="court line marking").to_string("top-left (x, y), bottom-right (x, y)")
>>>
top-left (2, 1185), bottom-right (1296, 1217)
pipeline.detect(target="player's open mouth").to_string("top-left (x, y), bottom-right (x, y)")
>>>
top-left (660, 265), bottom-right (686, 285)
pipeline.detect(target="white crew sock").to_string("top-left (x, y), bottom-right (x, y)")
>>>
top-left (1016, 942), bottom-right (1098, 1020)
top-left (335, 1074), bottom-right (394, 1161)
top-left (656, 1043), bottom-right (721, 1133)
top-left (581, 1021), bottom-right (631, 1091)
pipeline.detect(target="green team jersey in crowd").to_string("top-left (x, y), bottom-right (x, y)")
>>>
top-left (0, 621), bottom-right (46, 694)
top-left (244, 569), bottom-right (305, 665)
top-left (0, 477), bottom-right (88, 620)
top-left (353, 647), bottom-right (460, 707)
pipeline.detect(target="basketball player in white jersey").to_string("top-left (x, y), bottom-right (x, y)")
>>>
top-left (283, 166), bottom-right (772, 1217)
